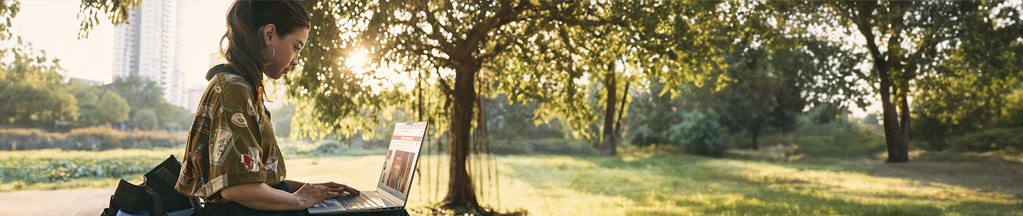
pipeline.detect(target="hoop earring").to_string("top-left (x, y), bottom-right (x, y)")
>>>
top-left (262, 45), bottom-right (276, 62)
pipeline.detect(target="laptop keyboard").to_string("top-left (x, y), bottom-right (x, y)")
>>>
top-left (336, 193), bottom-right (383, 209)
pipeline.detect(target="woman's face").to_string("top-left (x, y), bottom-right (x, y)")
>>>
top-left (262, 25), bottom-right (310, 80)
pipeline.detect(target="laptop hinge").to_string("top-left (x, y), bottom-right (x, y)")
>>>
top-left (375, 191), bottom-right (400, 207)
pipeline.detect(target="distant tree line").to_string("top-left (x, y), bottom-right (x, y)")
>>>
top-left (0, 41), bottom-right (190, 132)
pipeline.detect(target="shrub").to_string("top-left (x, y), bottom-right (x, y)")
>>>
top-left (947, 127), bottom-right (1023, 152)
top-left (0, 126), bottom-right (185, 150)
top-left (313, 140), bottom-right (348, 155)
top-left (670, 109), bottom-right (729, 156)
top-left (0, 155), bottom-right (159, 184)
top-left (758, 120), bottom-right (886, 158)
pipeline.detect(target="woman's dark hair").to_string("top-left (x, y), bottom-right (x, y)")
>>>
top-left (221, 0), bottom-right (309, 102)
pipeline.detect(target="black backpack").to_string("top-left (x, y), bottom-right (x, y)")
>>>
top-left (100, 155), bottom-right (204, 216)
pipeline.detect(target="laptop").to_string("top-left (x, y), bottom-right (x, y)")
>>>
top-left (308, 121), bottom-right (429, 214)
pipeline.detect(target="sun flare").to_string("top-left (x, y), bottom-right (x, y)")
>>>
top-left (345, 49), bottom-right (370, 69)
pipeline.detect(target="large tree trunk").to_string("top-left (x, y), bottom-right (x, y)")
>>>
top-left (897, 90), bottom-right (911, 161)
top-left (878, 79), bottom-right (909, 163)
top-left (601, 63), bottom-right (618, 156)
top-left (442, 66), bottom-right (480, 210)
top-left (853, 3), bottom-right (910, 163)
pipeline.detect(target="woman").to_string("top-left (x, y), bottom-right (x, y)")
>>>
top-left (175, 1), bottom-right (378, 215)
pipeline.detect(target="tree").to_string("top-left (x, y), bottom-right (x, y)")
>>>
top-left (131, 108), bottom-right (157, 130)
top-left (153, 100), bottom-right (191, 131)
top-left (107, 74), bottom-right (167, 129)
top-left (71, 84), bottom-right (102, 125)
top-left (0, 40), bottom-right (78, 128)
top-left (816, 1), bottom-right (995, 162)
top-left (912, 2), bottom-right (1023, 147)
top-left (488, 0), bottom-right (744, 157)
top-left (286, 0), bottom-right (628, 211)
top-left (700, 36), bottom-right (865, 150)
top-left (97, 90), bottom-right (130, 124)
top-left (625, 77), bottom-right (684, 149)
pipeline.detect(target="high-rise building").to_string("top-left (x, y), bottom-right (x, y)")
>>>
top-left (113, 0), bottom-right (187, 108)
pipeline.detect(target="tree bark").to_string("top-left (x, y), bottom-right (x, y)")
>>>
top-left (601, 63), bottom-right (618, 156)
top-left (442, 66), bottom-right (481, 210)
top-left (879, 74), bottom-right (909, 163)
top-left (614, 81), bottom-right (629, 139)
top-left (852, 2), bottom-right (910, 163)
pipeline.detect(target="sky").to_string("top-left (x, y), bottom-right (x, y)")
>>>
top-left (10, 0), bottom-right (233, 89)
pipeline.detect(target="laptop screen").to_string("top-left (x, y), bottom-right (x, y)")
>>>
top-left (375, 121), bottom-right (428, 204)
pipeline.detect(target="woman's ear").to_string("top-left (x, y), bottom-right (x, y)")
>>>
top-left (262, 24), bottom-right (277, 46)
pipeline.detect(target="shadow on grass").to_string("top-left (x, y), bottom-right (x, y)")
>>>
top-left (500, 155), bottom-right (1019, 215)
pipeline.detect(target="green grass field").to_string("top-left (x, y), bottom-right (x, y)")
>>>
top-left (1, 148), bottom-right (1020, 215)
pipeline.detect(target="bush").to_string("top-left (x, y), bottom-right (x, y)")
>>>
top-left (758, 120), bottom-right (886, 158)
top-left (947, 127), bottom-right (1023, 152)
top-left (0, 126), bottom-right (185, 150)
top-left (670, 109), bottom-right (729, 156)
top-left (313, 140), bottom-right (348, 154)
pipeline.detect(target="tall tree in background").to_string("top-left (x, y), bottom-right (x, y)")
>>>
top-left (704, 36), bottom-right (866, 150)
top-left (490, 1), bottom-right (746, 156)
top-left (97, 91), bottom-right (130, 124)
top-left (821, 1), bottom-right (986, 162)
top-left (487, 5), bottom-right (636, 156)
top-left (70, 83), bottom-right (131, 126)
top-left (913, 2), bottom-right (1023, 137)
top-left (107, 74), bottom-right (169, 129)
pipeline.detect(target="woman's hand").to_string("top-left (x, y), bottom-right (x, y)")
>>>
top-left (293, 183), bottom-right (339, 208)
top-left (314, 182), bottom-right (361, 196)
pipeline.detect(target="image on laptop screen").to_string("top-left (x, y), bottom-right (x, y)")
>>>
top-left (376, 122), bottom-right (427, 202)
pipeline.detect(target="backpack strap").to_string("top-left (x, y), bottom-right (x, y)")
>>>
top-left (155, 167), bottom-right (178, 186)
top-left (189, 197), bottom-right (205, 216)
top-left (144, 186), bottom-right (165, 216)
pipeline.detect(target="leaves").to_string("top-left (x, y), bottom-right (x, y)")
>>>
top-left (77, 0), bottom-right (140, 39)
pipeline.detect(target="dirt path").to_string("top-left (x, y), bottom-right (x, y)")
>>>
top-left (0, 188), bottom-right (112, 216)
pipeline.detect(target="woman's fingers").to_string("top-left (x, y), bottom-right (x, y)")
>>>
top-left (305, 184), bottom-right (336, 198)
top-left (318, 184), bottom-right (339, 197)
top-left (311, 182), bottom-right (359, 196)
top-left (342, 185), bottom-right (360, 195)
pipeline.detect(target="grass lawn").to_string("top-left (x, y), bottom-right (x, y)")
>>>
top-left (1, 148), bottom-right (1021, 215)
